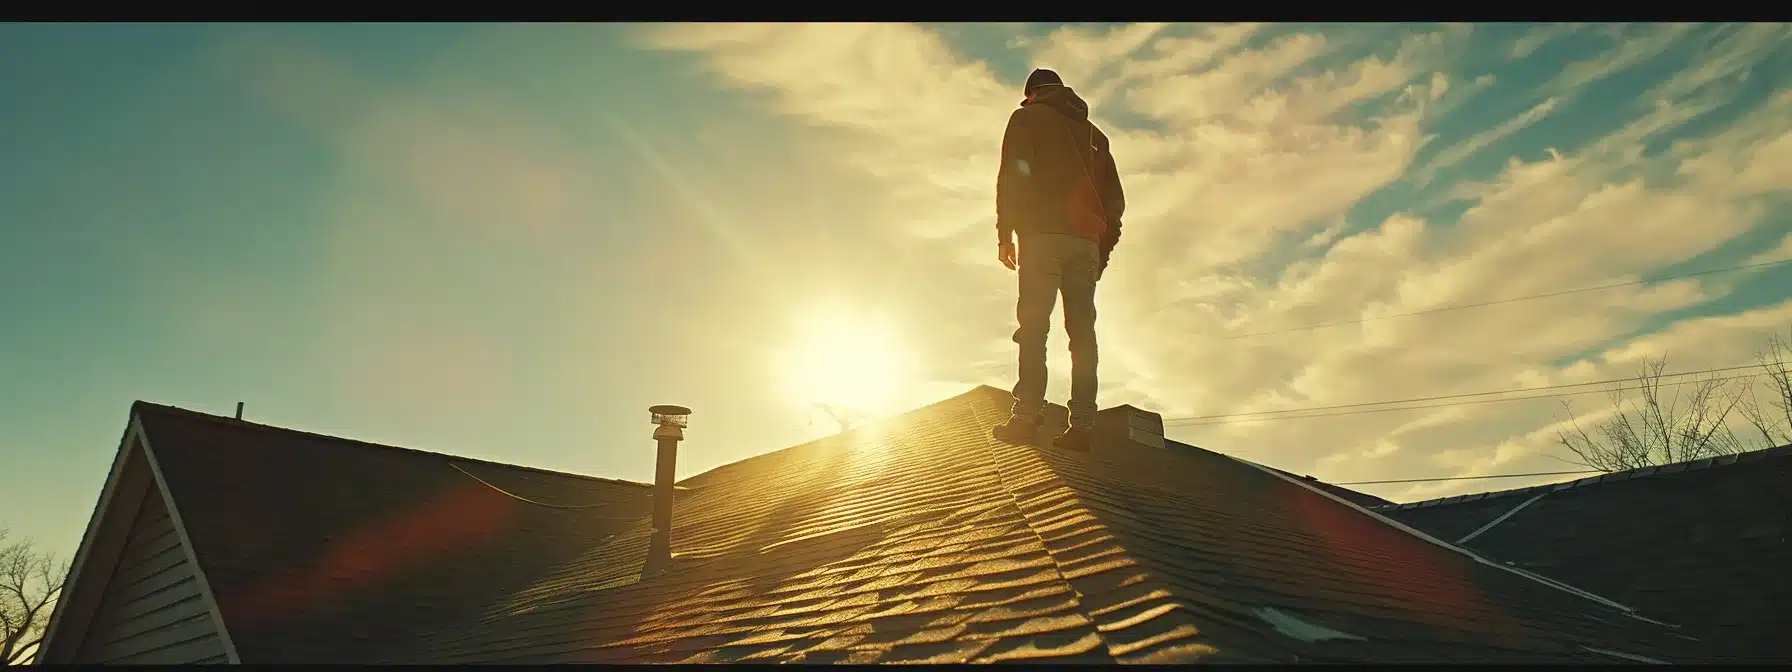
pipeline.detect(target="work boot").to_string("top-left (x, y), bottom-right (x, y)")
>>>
top-left (992, 414), bottom-right (1045, 444)
top-left (1052, 425), bottom-right (1092, 452)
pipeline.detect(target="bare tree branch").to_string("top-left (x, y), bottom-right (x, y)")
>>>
top-left (1, 527), bottom-right (66, 666)
top-left (1555, 354), bottom-right (1755, 473)
top-left (1740, 327), bottom-right (1792, 447)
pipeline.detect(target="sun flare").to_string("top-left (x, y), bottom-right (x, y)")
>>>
top-left (778, 308), bottom-right (920, 416)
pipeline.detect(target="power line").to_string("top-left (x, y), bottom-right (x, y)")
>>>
top-left (1175, 373), bottom-right (1757, 426)
top-left (1335, 469), bottom-right (1602, 486)
top-left (1225, 258), bottom-right (1792, 339)
top-left (449, 462), bottom-right (645, 518)
top-left (1166, 371), bottom-right (1762, 427)
top-left (1163, 363), bottom-right (1762, 424)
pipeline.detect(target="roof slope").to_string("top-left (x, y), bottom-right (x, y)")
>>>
top-left (1379, 445), bottom-right (1792, 662)
top-left (378, 387), bottom-right (1710, 664)
top-left (132, 402), bottom-right (662, 664)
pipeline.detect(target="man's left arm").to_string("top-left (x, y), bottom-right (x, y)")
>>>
top-left (1094, 132), bottom-right (1126, 268)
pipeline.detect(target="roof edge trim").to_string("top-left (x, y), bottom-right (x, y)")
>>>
top-left (1582, 645), bottom-right (1668, 664)
top-left (132, 416), bottom-right (244, 664)
top-left (130, 401), bottom-right (657, 491)
top-left (1456, 492), bottom-right (1548, 545)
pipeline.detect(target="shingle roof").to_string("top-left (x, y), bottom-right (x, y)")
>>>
top-left (128, 389), bottom-right (1726, 664)
top-left (237, 387), bottom-right (1706, 664)
top-left (133, 402), bottom-right (668, 664)
top-left (1378, 444), bottom-right (1792, 663)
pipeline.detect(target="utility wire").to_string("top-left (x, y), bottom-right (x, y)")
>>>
top-left (1225, 258), bottom-right (1792, 339)
top-left (1170, 373), bottom-right (1761, 427)
top-left (1163, 363), bottom-right (1763, 426)
top-left (1334, 469), bottom-right (1602, 486)
top-left (449, 462), bottom-right (646, 518)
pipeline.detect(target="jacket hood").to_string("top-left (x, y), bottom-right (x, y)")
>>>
top-left (1022, 85), bottom-right (1090, 122)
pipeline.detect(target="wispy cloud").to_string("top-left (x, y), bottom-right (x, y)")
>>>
top-left (1506, 23), bottom-right (1584, 60)
top-left (1749, 234), bottom-right (1792, 266)
top-left (642, 22), bottom-right (1791, 502)
top-left (1541, 23), bottom-right (1696, 97)
top-left (1417, 96), bottom-right (1559, 185)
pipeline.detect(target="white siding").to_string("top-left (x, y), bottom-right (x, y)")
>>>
top-left (73, 484), bottom-right (228, 664)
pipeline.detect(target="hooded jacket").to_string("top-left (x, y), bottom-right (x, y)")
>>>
top-left (995, 85), bottom-right (1126, 265)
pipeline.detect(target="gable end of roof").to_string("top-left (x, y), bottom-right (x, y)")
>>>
top-left (37, 412), bottom-right (241, 664)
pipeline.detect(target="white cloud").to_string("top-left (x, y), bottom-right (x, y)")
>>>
top-left (1749, 233), bottom-right (1792, 266)
top-left (1542, 23), bottom-right (1696, 98)
top-left (639, 23), bottom-right (1792, 504)
top-left (1418, 23), bottom-right (1774, 190)
top-left (1029, 22), bottom-right (1170, 87)
top-left (639, 23), bottom-right (1013, 246)
top-left (1417, 96), bottom-right (1559, 184)
top-left (1113, 23), bottom-right (1264, 87)
top-left (1423, 72), bottom-right (1495, 122)
top-left (1507, 23), bottom-right (1583, 60)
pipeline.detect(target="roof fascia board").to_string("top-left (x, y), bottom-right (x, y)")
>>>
top-left (132, 416), bottom-right (244, 664)
top-left (1583, 645), bottom-right (1669, 664)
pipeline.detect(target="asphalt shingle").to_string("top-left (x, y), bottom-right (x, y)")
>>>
top-left (128, 388), bottom-right (1730, 664)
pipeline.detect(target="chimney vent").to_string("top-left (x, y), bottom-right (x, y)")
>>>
top-left (235, 402), bottom-right (244, 420)
top-left (647, 404), bottom-right (691, 573)
top-left (1095, 405), bottom-right (1165, 449)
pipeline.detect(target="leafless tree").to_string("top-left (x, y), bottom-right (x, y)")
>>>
top-left (810, 402), bottom-right (872, 432)
top-left (1737, 327), bottom-right (1792, 447)
top-left (1, 528), bottom-right (67, 666)
top-left (1555, 355), bottom-right (1751, 472)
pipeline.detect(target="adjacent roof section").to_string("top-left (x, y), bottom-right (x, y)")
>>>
top-left (1375, 445), bottom-right (1792, 513)
top-left (1157, 439), bottom-right (1394, 509)
top-left (130, 402), bottom-right (662, 664)
top-left (1154, 439), bottom-right (1390, 508)
top-left (1380, 444), bottom-right (1792, 662)
top-left (1268, 467), bottom-right (1396, 509)
top-left (386, 387), bottom-right (1711, 664)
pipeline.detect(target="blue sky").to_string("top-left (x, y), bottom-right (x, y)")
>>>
top-left (3, 23), bottom-right (1790, 561)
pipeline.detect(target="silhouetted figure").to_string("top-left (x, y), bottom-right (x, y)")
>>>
top-left (991, 69), bottom-right (1126, 452)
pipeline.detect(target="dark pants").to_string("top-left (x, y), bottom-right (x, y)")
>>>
top-left (1011, 233), bottom-right (1100, 428)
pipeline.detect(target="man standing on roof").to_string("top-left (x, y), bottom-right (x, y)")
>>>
top-left (992, 68), bottom-right (1126, 452)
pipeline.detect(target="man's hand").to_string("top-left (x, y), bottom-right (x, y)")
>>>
top-left (999, 241), bottom-right (1018, 271)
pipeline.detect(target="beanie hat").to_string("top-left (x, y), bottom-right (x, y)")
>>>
top-left (1024, 68), bottom-right (1064, 93)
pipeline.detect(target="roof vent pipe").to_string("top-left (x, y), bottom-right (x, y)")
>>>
top-left (235, 402), bottom-right (244, 420)
top-left (646, 404), bottom-right (690, 573)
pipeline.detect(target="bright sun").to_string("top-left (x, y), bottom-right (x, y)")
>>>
top-left (779, 308), bottom-right (919, 416)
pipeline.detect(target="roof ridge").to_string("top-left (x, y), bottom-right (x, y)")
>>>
top-left (1373, 442), bottom-right (1792, 511)
top-left (970, 402), bottom-right (1124, 661)
top-left (130, 400), bottom-right (658, 490)
top-left (674, 384), bottom-right (1013, 485)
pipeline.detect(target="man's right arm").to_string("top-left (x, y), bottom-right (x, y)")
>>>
top-left (996, 109), bottom-right (1029, 246)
